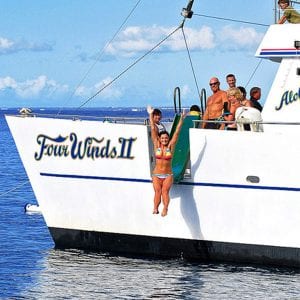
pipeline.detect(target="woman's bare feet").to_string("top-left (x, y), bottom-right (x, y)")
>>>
top-left (161, 208), bottom-right (168, 217)
top-left (152, 208), bottom-right (159, 214)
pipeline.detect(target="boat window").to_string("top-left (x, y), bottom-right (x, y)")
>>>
top-left (246, 176), bottom-right (260, 184)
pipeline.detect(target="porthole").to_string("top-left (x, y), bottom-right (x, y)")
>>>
top-left (246, 175), bottom-right (260, 183)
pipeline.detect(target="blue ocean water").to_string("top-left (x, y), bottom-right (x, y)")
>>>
top-left (0, 107), bottom-right (300, 299)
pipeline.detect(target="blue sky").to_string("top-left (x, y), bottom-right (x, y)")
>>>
top-left (0, 0), bottom-right (282, 108)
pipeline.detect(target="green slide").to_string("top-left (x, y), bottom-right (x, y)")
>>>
top-left (170, 114), bottom-right (200, 183)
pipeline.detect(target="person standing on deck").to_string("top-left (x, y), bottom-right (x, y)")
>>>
top-left (202, 77), bottom-right (228, 129)
top-left (189, 104), bottom-right (201, 116)
top-left (238, 86), bottom-right (252, 107)
top-left (152, 108), bottom-right (166, 134)
top-left (148, 106), bottom-right (185, 217)
top-left (249, 87), bottom-right (263, 112)
top-left (277, 0), bottom-right (300, 24)
top-left (224, 87), bottom-right (243, 130)
top-left (226, 74), bottom-right (237, 89)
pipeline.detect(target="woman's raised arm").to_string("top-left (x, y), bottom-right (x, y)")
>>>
top-left (147, 105), bottom-right (159, 146)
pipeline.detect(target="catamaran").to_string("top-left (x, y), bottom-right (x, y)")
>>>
top-left (5, 1), bottom-right (300, 267)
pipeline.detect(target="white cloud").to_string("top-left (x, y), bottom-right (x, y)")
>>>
top-left (0, 38), bottom-right (14, 50)
top-left (0, 36), bottom-right (53, 54)
top-left (0, 75), bottom-right (122, 101)
top-left (166, 26), bottom-right (216, 51)
top-left (0, 75), bottom-right (68, 98)
top-left (0, 76), bottom-right (17, 90)
top-left (74, 77), bottom-right (123, 100)
top-left (105, 25), bottom-right (216, 57)
top-left (217, 25), bottom-right (264, 49)
top-left (104, 24), bottom-right (263, 58)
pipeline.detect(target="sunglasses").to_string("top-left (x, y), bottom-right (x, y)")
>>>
top-left (209, 82), bottom-right (219, 86)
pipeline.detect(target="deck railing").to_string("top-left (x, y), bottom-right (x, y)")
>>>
top-left (10, 112), bottom-right (300, 128)
top-left (8, 112), bottom-right (174, 126)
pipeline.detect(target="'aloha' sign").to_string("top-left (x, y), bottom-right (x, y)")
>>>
top-left (275, 88), bottom-right (300, 111)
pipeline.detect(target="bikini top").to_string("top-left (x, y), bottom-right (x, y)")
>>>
top-left (155, 147), bottom-right (172, 160)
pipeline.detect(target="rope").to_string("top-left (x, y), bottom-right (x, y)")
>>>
top-left (193, 13), bottom-right (269, 27)
top-left (56, 0), bottom-right (143, 115)
top-left (245, 59), bottom-right (263, 88)
top-left (0, 180), bottom-right (29, 198)
top-left (77, 25), bottom-right (182, 109)
top-left (181, 27), bottom-right (202, 104)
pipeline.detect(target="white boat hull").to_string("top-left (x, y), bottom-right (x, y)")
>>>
top-left (6, 115), bottom-right (300, 267)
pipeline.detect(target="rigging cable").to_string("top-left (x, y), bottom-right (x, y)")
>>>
top-left (56, 0), bottom-right (143, 115)
top-left (77, 25), bottom-right (182, 109)
top-left (244, 58), bottom-right (263, 88)
top-left (181, 26), bottom-right (202, 109)
top-left (193, 13), bottom-right (269, 27)
top-left (0, 180), bottom-right (29, 198)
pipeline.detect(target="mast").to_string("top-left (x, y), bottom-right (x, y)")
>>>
top-left (181, 0), bottom-right (194, 19)
top-left (274, 0), bottom-right (278, 23)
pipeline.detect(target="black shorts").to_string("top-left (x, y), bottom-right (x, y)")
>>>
top-left (205, 121), bottom-right (221, 129)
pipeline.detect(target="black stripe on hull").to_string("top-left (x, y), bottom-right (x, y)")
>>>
top-left (49, 227), bottom-right (300, 268)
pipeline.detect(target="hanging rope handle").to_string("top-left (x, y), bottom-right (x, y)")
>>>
top-left (173, 87), bottom-right (181, 114)
top-left (200, 88), bottom-right (207, 114)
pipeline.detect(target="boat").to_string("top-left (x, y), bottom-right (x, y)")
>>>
top-left (5, 1), bottom-right (300, 268)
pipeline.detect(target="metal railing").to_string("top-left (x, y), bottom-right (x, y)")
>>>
top-left (8, 112), bottom-right (175, 126)
top-left (10, 112), bottom-right (300, 129)
top-left (193, 119), bottom-right (300, 126)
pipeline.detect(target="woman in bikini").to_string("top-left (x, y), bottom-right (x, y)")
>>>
top-left (148, 106), bottom-right (185, 217)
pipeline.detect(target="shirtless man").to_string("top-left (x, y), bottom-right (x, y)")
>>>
top-left (202, 77), bottom-right (228, 129)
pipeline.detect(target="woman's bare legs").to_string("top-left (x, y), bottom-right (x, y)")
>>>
top-left (152, 176), bottom-right (162, 214)
top-left (161, 175), bottom-right (173, 217)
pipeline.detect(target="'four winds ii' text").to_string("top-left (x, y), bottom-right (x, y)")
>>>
top-left (34, 133), bottom-right (136, 161)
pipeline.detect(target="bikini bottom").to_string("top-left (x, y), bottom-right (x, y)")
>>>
top-left (152, 173), bottom-right (173, 179)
